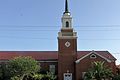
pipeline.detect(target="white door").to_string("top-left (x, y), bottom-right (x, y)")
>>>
top-left (64, 73), bottom-right (72, 80)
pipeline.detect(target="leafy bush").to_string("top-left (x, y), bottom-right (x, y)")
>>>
top-left (41, 72), bottom-right (57, 80)
top-left (113, 75), bottom-right (120, 80)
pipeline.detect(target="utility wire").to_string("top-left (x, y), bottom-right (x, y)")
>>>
top-left (0, 35), bottom-right (120, 40)
top-left (1, 29), bottom-right (119, 31)
top-left (0, 28), bottom-right (120, 31)
top-left (0, 36), bottom-right (56, 40)
top-left (1, 25), bottom-right (120, 27)
top-left (0, 25), bottom-right (120, 40)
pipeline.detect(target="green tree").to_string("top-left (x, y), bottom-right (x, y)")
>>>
top-left (113, 75), bottom-right (120, 80)
top-left (46, 72), bottom-right (57, 80)
top-left (0, 65), bottom-right (3, 79)
top-left (0, 63), bottom-right (10, 80)
top-left (40, 72), bottom-right (57, 80)
top-left (84, 61), bottom-right (113, 80)
top-left (8, 56), bottom-right (40, 80)
top-left (32, 73), bottom-right (43, 80)
top-left (11, 76), bottom-right (20, 80)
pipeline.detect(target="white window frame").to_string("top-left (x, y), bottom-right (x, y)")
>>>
top-left (90, 54), bottom-right (97, 59)
top-left (49, 65), bottom-right (55, 74)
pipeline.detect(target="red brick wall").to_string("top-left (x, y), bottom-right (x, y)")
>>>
top-left (75, 54), bottom-right (116, 80)
top-left (58, 54), bottom-right (76, 80)
top-left (58, 38), bottom-right (77, 80)
top-left (58, 39), bottom-right (77, 53)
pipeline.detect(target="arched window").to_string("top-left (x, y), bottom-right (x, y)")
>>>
top-left (66, 21), bottom-right (69, 28)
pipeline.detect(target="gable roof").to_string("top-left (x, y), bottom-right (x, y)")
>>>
top-left (77, 51), bottom-right (116, 60)
top-left (76, 51), bottom-right (116, 63)
top-left (0, 51), bottom-right (116, 61)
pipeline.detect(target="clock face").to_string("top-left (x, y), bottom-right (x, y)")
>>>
top-left (65, 41), bottom-right (71, 47)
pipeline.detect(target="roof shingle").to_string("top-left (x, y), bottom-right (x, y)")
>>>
top-left (0, 51), bottom-right (116, 61)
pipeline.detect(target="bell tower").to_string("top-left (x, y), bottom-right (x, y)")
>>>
top-left (62, 0), bottom-right (72, 29)
top-left (58, 0), bottom-right (77, 80)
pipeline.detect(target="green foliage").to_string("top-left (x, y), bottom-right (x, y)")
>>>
top-left (10, 73), bottom-right (43, 80)
top-left (0, 65), bottom-right (2, 79)
top-left (0, 63), bottom-right (10, 80)
top-left (41, 72), bottom-right (57, 80)
top-left (84, 70), bottom-right (94, 80)
top-left (0, 56), bottom-right (57, 80)
top-left (113, 75), bottom-right (120, 80)
top-left (11, 76), bottom-right (20, 80)
top-left (8, 56), bottom-right (40, 79)
top-left (32, 73), bottom-right (43, 80)
top-left (46, 72), bottom-right (57, 80)
top-left (84, 61), bottom-right (113, 80)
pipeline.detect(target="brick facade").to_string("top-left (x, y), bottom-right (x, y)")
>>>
top-left (0, 0), bottom-right (117, 80)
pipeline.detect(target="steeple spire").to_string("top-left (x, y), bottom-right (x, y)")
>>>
top-left (64, 0), bottom-right (69, 14)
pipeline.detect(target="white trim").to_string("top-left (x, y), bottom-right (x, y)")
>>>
top-left (75, 50), bottom-right (111, 63)
top-left (75, 51), bottom-right (93, 64)
top-left (93, 51), bottom-right (111, 62)
top-left (49, 65), bottom-right (55, 74)
top-left (61, 27), bottom-right (73, 29)
top-left (58, 32), bottom-right (77, 38)
top-left (90, 54), bottom-right (97, 59)
top-left (65, 41), bottom-right (71, 47)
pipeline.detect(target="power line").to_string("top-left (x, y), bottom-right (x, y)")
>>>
top-left (0, 36), bottom-right (56, 40)
top-left (0, 29), bottom-right (120, 31)
top-left (0, 36), bottom-right (120, 40)
top-left (1, 25), bottom-right (120, 27)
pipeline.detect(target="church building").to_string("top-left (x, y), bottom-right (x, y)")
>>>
top-left (0, 0), bottom-right (117, 80)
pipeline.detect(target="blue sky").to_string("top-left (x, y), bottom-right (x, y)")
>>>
top-left (0, 0), bottom-right (120, 64)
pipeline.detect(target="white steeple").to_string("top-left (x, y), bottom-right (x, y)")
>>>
top-left (58, 0), bottom-right (77, 38)
top-left (61, 0), bottom-right (72, 29)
